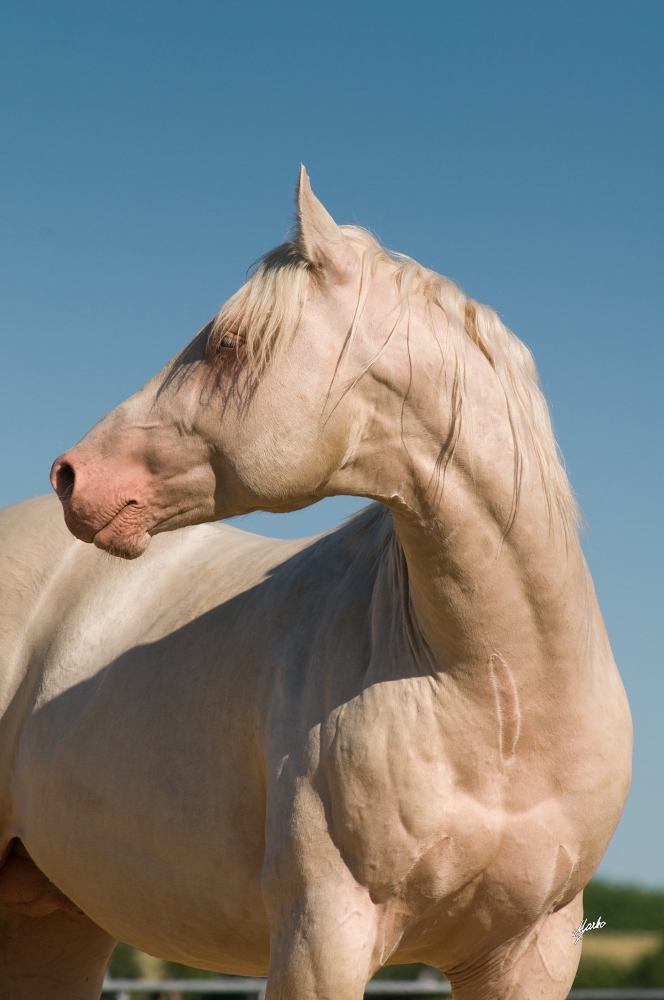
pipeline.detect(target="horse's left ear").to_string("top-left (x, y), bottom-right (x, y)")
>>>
top-left (297, 166), bottom-right (359, 284)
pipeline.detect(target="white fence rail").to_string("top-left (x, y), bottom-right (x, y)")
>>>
top-left (101, 980), bottom-right (664, 1000)
top-left (103, 978), bottom-right (453, 998)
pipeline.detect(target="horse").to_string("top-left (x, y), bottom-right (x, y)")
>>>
top-left (0, 168), bottom-right (631, 999)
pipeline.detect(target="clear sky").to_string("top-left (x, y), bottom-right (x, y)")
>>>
top-left (1, 1), bottom-right (662, 886)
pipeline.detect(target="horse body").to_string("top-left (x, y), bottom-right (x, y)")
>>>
top-left (0, 495), bottom-right (629, 994)
top-left (0, 170), bottom-right (631, 998)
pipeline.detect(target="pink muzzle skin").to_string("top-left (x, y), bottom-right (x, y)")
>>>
top-left (50, 453), bottom-right (153, 559)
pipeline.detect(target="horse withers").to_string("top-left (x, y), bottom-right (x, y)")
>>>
top-left (0, 168), bottom-right (631, 999)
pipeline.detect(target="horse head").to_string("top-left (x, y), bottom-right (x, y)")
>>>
top-left (50, 168), bottom-right (390, 559)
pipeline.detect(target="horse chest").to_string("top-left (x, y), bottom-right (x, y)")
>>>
top-left (313, 677), bottom-right (589, 941)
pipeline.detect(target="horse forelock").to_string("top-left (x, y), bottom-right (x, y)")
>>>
top-left (207, 226), bottom-right (579, 536)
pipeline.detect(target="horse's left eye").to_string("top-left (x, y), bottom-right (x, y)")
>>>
top-left (220, 333), bottom-right (238, 350)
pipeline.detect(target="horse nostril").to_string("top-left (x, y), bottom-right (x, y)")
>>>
top-left (54, 463), bottom-right (76, 505)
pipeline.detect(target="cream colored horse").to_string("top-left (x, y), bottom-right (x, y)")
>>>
top-left (0, 169), bottom-right (631, 999)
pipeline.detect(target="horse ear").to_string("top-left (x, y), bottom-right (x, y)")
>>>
top-left (296, 165), bottom-right (358, 284)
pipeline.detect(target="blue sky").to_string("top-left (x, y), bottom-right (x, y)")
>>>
top-left (1, 1), bottom-right (663, 886)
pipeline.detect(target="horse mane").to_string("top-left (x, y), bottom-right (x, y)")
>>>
top-left (208, 226), bottom-right (579, 535)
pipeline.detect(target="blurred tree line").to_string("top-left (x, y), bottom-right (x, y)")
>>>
top-left (574, 880), bottom-right (664, 987)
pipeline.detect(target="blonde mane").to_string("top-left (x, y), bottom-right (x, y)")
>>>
top-left (208, 226), bottom-right (579, 534)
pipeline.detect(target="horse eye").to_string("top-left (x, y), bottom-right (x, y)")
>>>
top-left (220, 333), bottom-right (238, 350)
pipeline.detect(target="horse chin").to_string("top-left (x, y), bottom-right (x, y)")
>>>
top-left (92, 523), bottom-right (152, 560)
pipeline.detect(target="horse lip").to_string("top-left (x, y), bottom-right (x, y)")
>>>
top-left (90, 501), bottom-right (154, 559)
top-left (92, 499), bottom-right (193, 545)
top-left (62, 506), bottom-right (97, 544)
top-left (90, 501), bottom-right (141, 545)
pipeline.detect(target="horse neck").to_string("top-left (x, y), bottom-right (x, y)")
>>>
top-left (361, 325), bottom-right (591, 691)
top-left (389, 492), bottom-right (589, 682)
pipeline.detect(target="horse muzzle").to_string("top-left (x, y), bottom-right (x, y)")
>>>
top-left (50, 453), bottom-right (153, 558)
